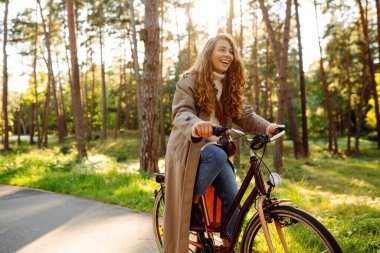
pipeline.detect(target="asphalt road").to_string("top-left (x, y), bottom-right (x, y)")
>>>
top-left (0, 185), bottom-right (159, 253)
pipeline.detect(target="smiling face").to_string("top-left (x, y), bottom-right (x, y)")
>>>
top-left (211, 39), bottom-right (234, 74)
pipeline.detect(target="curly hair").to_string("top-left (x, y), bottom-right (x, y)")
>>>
top-left (182, 34), bottom-right (247, 118)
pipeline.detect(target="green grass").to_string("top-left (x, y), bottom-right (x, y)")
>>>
top-left (0, 132), bottom-right (379, 252)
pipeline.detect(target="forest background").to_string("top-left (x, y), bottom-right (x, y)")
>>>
top-left (0, 0), bottom-right (379, 252)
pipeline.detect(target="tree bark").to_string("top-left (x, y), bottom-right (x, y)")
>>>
top-left (227, 0), bottom-right (234, 35)
top-left (141, 0), bottom-right (160, 172)
top-left (159, 0), bottom-right (166, 156)
top-left (252, 13), bottom-right (260, 115)
top-left (114, 58), bottom-right (123, 140)
top-left (314, 0), bottom-right (338, 153)
top-left (129, 0), bottom-right (142, 130)
top-left (295, 0), bottom-right (309, 156)
top-left (66, 0), bottom-right (88, 159)
top-left (2, 0), bottom-right (9, 151)
top-left (357, 0), bottom-right (380, 148)
top-left (99, 2), bottom-right (107, 140)
top-left (38, 0), bottom-right (64, 144)
top-left (17, 107), bottom-right (22, 146)
top-left (259, 0), bottom-right (305, 169)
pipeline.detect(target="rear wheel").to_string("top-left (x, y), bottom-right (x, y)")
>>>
top-left (152, 187), bottom-right (206, 253)
top-left (241, 205), bottom-right (342, 253)
top-left (152, 188), bottom-right (165, 253)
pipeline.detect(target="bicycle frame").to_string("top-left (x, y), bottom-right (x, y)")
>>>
top-left (197, 130), bottom-right (290, 252)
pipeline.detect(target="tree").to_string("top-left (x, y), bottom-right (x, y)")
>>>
top-left (258, 0), bottom-right (305, 169)
top-left (2, 0), bottom-right (9, 151)
top-left (141, 0), bottom-right (160, 172)
top-left (37, 0), bottom-right (65, 145)
top-left (314, 0), bottom-right (338, 153)
top-left (227, 0), bottom-right (234, 35)
top-left (66, 0), bottom-right (88, 159)
top-left (295, 0), bottom-right (309, 156)
top-left (356, 0), bottom-right (380, 148)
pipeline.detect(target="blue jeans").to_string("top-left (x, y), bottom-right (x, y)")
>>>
top-left (193, 144), bottom-right (240, 238)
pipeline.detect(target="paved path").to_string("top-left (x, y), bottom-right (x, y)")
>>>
top-left (0, 185), bottom-right (159, 253)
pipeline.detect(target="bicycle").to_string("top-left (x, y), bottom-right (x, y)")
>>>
top-left (153, 126), bottom-right (342, 253)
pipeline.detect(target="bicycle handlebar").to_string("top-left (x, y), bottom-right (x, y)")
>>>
top-left (209, 125), bottom-right (286, 151)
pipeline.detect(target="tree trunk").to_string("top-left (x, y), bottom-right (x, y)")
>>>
top-left (141, 0), bottom-right (160, 172)
top-left (314, 0), bottom-right (338, 153)
top-left (66, 0), bottom-right (88, 159)
top-left (2, 0), bottom-right (9, 151)
top-left (252, 13), bottom-right (260, 115)
top-left (186, 2), bottom-right (193, 68)
top-left (259, 0), bottom-right (305, 170)
top-left (129, 0), bottom-right (143, 130)
top-left (159, 0), bottom-right (166, 156)
top-left (17, 107), bottom-right (22, 146)
top-left (227, 0), bottom-right (234, 35)
top-left (263, 38), bottom-right (270, 119)
top-left (114, 59), bottom-right (123, 140)
top-left (295, 0), bottom-right (309, 156)
top-left (55, 53), bottom-right (68, 136)
top-left (355, 63), bottom-right (367, 154)
top-left (38, 0), bottom-right (64, 144)
top-left (89, 51), bottom-right (96, 140)
top-left (125, 67), bottom-right (131, 129)
top-left (357, 0), bottom-right (380, 148)
top-left (99, 20), bottom-right (107, 139)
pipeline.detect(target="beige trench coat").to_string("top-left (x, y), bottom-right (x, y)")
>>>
top-left (163, 72), bottom-right (271, 253)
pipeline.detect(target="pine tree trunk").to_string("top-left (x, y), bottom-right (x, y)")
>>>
top-left (295, 0), bottom-right (309, 156)
top-left (2, 0), bottom-right (9, 151)
top-left (66, 0), bottom-right (88, 159)
top-left (129, 0), bottom-right (142, 129)
top-left (227, 0), bottom-right (234, 35)
top-left (259, 0), bottom-right (305, 169)
top-left (314, 0), bottom-right (338, 153)
top-left (357, 0), bottom-right (380, 148)
top-left (355, 63), bottom-right (367, 154)
top-left (33, 47), bottom-right (41, 147)
top-left (55, 54), bottom-right (68, 136)
top-left (159, 0), bottom-right (166, 156)
top-left (186, 2), bottom-right (193, 68)
top-left (141, 0), bottom-right (160, 172)
top-left (125, 67), bottom-right (131, 129)
top-left (89, 52), bottom-right (96, 140)
top-left (38, 0), bottom-right (64, 144)
top-left (114, 59), bottom-right (123, 140)
top-left (252, 13), bottom-right (260, 114)
top-left (99, 26), bottom-right (107, 140)
top-left (17, 107), bottom-right (22, 146)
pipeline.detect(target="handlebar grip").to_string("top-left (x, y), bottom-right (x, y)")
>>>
top-left (212, 126), bottom-right (229, 136)
top-left (276, 124), bottom-right (285, 132)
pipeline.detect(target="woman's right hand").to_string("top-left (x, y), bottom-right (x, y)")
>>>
top-left (193, 121), bottom-right (217, 138)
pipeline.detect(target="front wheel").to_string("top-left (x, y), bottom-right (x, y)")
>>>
top-left (241, 205), bottom-right (342, 253)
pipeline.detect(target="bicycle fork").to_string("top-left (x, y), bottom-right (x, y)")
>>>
top-left (257, 196), bottom-right (289, 253)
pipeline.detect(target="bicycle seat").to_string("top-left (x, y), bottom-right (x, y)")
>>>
top-left (155, 173), bottom-right (165, 183)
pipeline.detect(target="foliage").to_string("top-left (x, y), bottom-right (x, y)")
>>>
top-left (1, 133), bottom-right (379, 251)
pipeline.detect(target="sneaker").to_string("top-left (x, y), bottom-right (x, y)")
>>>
top-left (190, 203), bottom-right (205, 232)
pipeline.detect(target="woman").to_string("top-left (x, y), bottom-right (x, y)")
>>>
top-left (163, 34), bottom-right (278, 253)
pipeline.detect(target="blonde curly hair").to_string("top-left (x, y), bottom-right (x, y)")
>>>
top-left (182, 34), bottom-right (246, 118)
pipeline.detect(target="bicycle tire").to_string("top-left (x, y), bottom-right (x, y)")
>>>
top-left (153, 187), bottom-right (165, 253)
top-left (152, 187), bottom-right (208, 253)
top-left (241, 205), bottom-right (342, 253)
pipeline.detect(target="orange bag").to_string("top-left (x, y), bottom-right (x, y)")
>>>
top-left (204, 185), bottom-right (222, 227)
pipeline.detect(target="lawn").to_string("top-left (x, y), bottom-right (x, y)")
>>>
top-left (0, 132), bottom-right (379, 252)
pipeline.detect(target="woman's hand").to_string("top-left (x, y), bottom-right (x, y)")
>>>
top-left (193, 121), bottom-right (217, 138)
top-left (266, 123), bottom-right (279, 137)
